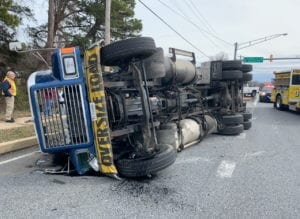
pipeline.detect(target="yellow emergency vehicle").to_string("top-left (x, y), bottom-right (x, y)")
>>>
top-left (271, 69), bottom-right (300, 111)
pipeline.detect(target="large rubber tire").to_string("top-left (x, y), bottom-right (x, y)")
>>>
top-left (101, 37), bottom-right (157, 66)
top-left (259, 96), bottom-right (264, 102)
top-left (222, 70), bottom-right (243, 80)
top-left (218, 124), bottom-right (244, 135)
top-left (251, 90), bottom-right (257, 97)
top-left (222, 60), bottom-right (242, 70)
top-left (241, 64), bottom-right (253, 73)
top-left (243, 121), bottom-right (252, 130)
top-left (241, 73), bottom-right (253, 82)
top-left (275, 95), bottom-right (284, 110)
top-left (241, 112), bottom-right (252, 121)
top-left (220, 114), bottom-right (243, 125)
top-left (116, 144), bottom-right (176, 178)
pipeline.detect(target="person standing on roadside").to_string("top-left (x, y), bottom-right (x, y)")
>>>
top-left (2, 71), bottom-right (17, 122)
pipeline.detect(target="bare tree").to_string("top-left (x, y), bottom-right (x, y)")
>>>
top-left (209, 52), bottom-right (229, 61)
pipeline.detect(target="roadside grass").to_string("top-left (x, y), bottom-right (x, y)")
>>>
top-left (0, 125), bottom-right (35, 143)
top-left (0, 81), bottom-right (34, 142)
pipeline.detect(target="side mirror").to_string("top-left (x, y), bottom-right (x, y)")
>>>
top-left (9, 42), bottom-right (23, 51)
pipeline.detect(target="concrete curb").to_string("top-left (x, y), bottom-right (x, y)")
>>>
top-left (0, 136), bottom-right (38, 155)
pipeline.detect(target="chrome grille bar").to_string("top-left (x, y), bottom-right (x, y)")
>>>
top-left (35, 85), bottom-right (89, 149)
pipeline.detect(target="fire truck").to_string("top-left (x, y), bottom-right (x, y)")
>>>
top-left (271, 69), bottom-right (300, 111)
top-left (26, 37), bottom-right (253, 178)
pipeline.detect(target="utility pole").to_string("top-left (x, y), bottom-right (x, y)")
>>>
top-left (104, 0), bottom-right (111, 46)
top-left (233, 42), bottom-right (238, 60)
top-left (233, 33), bottom-right (288, 60)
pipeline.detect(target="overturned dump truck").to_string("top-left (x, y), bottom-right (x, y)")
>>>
top-left (27, 37), bottom-right (253, 178)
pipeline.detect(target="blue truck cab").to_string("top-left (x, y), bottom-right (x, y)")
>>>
top-left (27, 47), bottom-right (95, 174)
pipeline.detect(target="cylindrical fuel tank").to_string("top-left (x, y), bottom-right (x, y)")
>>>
top-left (143, 47), bottom-right (166, 79)
top-left (204, 115), bottom-right (218, 134)
top-left (157, 116), bottom-right (217, 150)
top-left (162, 58), bottom-right (196, 85)
top-left (157, 122), bottom-right (179, 150)
top-left (179, 119), bottom-right (201, 145)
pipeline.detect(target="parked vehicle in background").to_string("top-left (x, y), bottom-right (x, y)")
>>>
top-left (243, 84), bottom-right (259, 97)
top-left (259, 85), bottom-right (274, 102)
top-left (271, 69), bottom-right (300, 111)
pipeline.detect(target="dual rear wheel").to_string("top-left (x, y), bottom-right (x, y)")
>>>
top-left (218, 112), bottom-right (252, 135)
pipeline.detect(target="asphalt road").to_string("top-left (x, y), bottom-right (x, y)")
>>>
top-left (0, 98), bottom-right (299, 218)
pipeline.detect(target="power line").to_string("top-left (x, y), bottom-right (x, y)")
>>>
top-left (188, 0), bottom-right (218, 36)
top-left (138, 0), bottom-right (210, 58)
top-left (184, 0), bottom-right (212, 32)
top-left (172, 0), bottom-right (191, 20)
top-left (159, 0), bottom-right (232, 47)
top-left (170, 0), bottom-right (219, 55)
top-left (184, 0), bottom-right (232, 46)
top-left (159, 0), bottom-right (221, 49)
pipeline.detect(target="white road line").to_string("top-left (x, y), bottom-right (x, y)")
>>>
top-left (253, 97), bottom-right (259, 106)
top-left (0, 151), bottom-right (39, 165)
top-left (216, 160), bottom-right (236, 178)
top-left (236, 132), bottom-right (246, 139)
top-left (243, 151), bottom-right (265, 160)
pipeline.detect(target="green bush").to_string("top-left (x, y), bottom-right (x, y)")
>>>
top-left (15, 79), bottom-right (30, 111)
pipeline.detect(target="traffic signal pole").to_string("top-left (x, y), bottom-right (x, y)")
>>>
top-left (233, 33), bottom-right (288, 60)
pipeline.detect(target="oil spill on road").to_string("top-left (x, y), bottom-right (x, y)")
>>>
top-left (110, 179), bottom-right (197, 212)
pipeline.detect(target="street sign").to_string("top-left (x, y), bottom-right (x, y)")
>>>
top-left (243, 57), bottom-right (264, 63)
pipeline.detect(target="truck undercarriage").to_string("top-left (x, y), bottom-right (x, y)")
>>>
top-left (28, 37), bottom-right (253, 178)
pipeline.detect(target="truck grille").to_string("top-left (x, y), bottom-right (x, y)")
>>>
top-left (35, 85), bottom-right (89, 149)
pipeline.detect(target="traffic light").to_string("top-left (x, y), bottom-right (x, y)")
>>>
top-left (270, 54), bottom-right (273, 62)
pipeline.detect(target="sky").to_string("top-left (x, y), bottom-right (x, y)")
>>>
top-left (134, 0), bottom-right (300, 82)
top-left (135, 0), bottom-right (299, 59)
top-left (16, 0), bottom-right (300, 82)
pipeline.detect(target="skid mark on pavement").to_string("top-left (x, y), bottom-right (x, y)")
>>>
top-left (0, 151), bottom-right (39, 165)
top-left (216, 160), bottom-right (236, 178)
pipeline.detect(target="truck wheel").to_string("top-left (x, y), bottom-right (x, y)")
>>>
top-left (101, 37), bottom-right (157, 66)
top-left (241, 73), bottom-right (253, 82)
top-left (222, 70), bottom-right (242, 80)
top-left (275, 95), bottom-right (284, 110)
top-left (243, 121), bottom-right (252, 130)
top-left (241, 64), bottom-right (253, 73)
top-left (251, 90), bottom-right (257, 97)
top-left (222, 60), bottom-right (242, 70)
top-left (220, 114), bottom-right (243, 125)
top-left (218, 124), bottom-right (244, 135)
top-left (116, 144), bottom-right (176, 178)
top-left (241, 112), bottom-right (252, 121)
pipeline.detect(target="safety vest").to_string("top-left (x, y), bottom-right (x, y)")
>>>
top-left (2, 77), bottom-right (17, 96)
